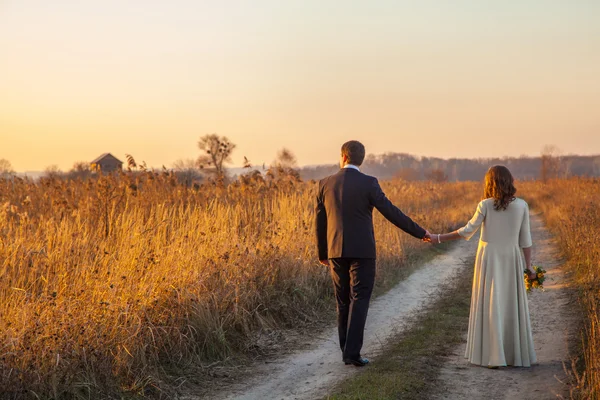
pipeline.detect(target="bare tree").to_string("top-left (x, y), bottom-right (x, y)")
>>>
top-left (67, 161), bottom-right (92, 180)
top-left (44, 165), bottom-right (64, 179)
top-left (0, 159), bottom-right (15, 179)
top-left (394, 167), bottom-right (419, 181)
top-left (172, 158), bottom-right (203, 186)
top-left (450, 163), bottom-right (459, 182)
top-left (561, 158), bottom-right (572, 178)
top-left (426, 168), bottom-right (448, 182)
top-left (197, 134), bottom-right (236, 178)
top-left (540, 145), bottom-right (561, 182)
top-left (267, 148), bottom-right (301, 184)
top-left (273, 148), bottom-right (297, 169)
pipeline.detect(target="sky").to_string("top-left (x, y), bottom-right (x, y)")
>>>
top-left (1, 0), bottom-right (599, 171)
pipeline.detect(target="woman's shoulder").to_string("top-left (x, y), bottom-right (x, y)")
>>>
top-left (513, 197), bottom-right (529, 208)
top-left (478, 197), bottom-right (528, 211)
top-left (479, 198), bottom-right (494, 207)
top-left (474, 198), bottom-right (494, 213)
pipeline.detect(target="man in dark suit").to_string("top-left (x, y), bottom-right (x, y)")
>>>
top-left (315, 140), bottom-right (430, 366)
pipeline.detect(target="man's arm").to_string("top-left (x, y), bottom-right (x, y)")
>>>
top-left (369, 178), bottom-right (426, 239)
top-left (315, 181), bottom-right (329, 264)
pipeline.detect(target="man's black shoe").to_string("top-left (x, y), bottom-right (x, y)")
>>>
top-left (343, 357), bottom-right (369, 367)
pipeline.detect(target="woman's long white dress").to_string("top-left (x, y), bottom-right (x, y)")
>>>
top-left (458, 197), bottom-right (536, 367)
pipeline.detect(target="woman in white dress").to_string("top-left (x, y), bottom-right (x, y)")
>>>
top-left (429, 165), bottom-right (537, 367)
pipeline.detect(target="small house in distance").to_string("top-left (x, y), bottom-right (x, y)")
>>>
top-left (90, 153), bottom-right (123, 173)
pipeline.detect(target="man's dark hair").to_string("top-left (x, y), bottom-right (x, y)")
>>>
top-left (341, 140), bottom-right (366, 166)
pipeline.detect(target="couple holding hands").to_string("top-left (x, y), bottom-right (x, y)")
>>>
top-left (316, 140), bottom-right (536, 368)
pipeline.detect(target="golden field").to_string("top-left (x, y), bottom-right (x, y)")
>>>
top-left (0, 172), bottom-right (480, 398)
top-left (522, 178), bottom-right (600, 400)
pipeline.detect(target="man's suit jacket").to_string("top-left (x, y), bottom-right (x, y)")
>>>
top-left (315, 167), bottom-right (426, 260)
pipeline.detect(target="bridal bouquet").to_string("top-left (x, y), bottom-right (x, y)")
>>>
top-left (524, 265), bottom-right (546, 292)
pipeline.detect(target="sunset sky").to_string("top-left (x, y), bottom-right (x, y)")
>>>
top-left (1, 1), bottom-right (599, 172)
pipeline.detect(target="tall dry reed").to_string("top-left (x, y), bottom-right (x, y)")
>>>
top-left (522, 177), bottom-right (600, 399)
top-left (0, 172), bottom-right (479, 398)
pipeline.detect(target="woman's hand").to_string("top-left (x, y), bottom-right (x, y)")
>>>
top-left (527, 268), bottom-right (537, 280)
top-left (422, 231), bottom-right (432, 243)
top-left (427, 233), bottom-right (442, 244)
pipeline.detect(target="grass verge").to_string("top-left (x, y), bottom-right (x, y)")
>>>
top-left (521, 178), bottom-right (600, 399)
top-left (326, 254), bottom-right (474, 400)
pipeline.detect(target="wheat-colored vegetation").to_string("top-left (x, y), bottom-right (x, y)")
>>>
top-left (0, 170), bottom-right (479, 398)
top-left (522, 178), bottom-right (600, 399)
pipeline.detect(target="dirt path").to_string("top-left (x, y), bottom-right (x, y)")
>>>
top-left (207, 239), bottom-right (478, 400)
top-left (204, 212), bottom-right (575, 400)
top-left (431, 212), bottom-right (578, 400)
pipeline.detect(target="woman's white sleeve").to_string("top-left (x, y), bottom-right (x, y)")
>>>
top-left (457, 201), bottom-right (486, 241)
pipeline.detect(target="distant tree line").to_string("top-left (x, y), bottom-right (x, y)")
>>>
top-left (5, 140), bottom-right (600, 184)
top-left (299, 150), bottom-right (600, 182)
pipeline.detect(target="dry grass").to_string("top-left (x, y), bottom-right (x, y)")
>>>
top-left (0, 172), bottom-right (479, 398)
top-left (522, 177), bottom-right (600, 399)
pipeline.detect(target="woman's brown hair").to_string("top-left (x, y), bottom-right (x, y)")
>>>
top-left (484, 165), bottom-right (516, 211)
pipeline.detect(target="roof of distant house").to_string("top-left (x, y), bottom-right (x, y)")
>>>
top-left (91, 153), bottom-right (123, 164)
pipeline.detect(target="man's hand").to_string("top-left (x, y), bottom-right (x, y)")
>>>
top-left (319, 259), bottom-right (330, 267)
top-left (422, 230), bottom-right (432, 243)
